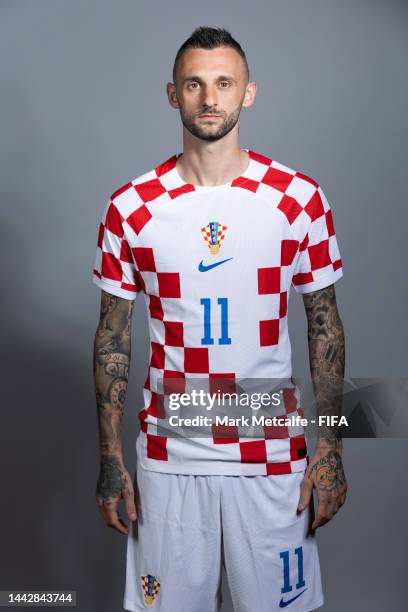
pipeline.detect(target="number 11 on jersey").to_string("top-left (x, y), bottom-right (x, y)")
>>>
top-left (200, 297), bottom-right (231, 345)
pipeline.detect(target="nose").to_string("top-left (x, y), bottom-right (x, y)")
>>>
top-left (201, 84), bottom-right (218, 109)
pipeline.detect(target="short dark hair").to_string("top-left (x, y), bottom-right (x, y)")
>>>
top-left (172, 26), bottom-right (249, 83)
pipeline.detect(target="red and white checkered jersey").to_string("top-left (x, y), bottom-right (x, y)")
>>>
top-left (92, 149), bottom-right (344, 475)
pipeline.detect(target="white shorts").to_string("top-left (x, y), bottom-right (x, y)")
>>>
top-left (124, 463), bottom-right (324, 612)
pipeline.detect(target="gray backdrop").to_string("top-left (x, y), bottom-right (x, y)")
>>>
top-left (1, 1), bottom-right (407, 610)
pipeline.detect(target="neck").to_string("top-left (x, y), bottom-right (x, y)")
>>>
top-left (177, 129), bottom-right (249, 187)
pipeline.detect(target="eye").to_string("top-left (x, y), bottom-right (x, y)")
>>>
top-left (219, 81), bottom-right (231, 88)
top-left (187, 82), bottom-right (200, 90)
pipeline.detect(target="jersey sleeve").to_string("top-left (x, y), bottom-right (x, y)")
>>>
top-left (92, 197), bottom-right (142, 300)
top-left (291, 184), bottom-right (343, 294)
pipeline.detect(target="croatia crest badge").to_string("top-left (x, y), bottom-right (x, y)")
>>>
top-left (201, 221), bottom-right (228, 255)
top-left (140, 574), bottom-right (160, 605)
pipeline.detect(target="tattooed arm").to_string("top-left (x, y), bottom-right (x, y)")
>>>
top-left (93, 290), bottom-right (137, 535)
top-left (297, 283), bottom-right (348, 529)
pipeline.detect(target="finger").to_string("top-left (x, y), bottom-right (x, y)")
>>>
top-left (297, 476), bottom-right (313, 512)
top-left (312, 497), bottom-right (337, 529)
top-left (340, 485), bottom-right (348, 506)
top-left (311, 504), bottom-right (332, 529)
top-left (331, 495), bottom-right (341, 516)
top-left (311, 514), bottom-right (330, 530)
top-left (97, 498), bottom-right (129, 535)
top-left (96, 496), bottom-right (118, 521)
top-left (105, 508), bottom-right (129, 535)
top-left (123, 488), bottom-right (137, 521)
top-left (312, 497), bottom-right (329, 529)
top-left (324, 493), bottom-right (339, 515)
top-left (334, 487), bottom-right (348, 510)
top-left (330, 501), bottom-right (339, 515)
top-left (329, 488), bottom-right (345, 513)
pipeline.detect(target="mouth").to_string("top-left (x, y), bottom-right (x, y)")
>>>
top-left (198, 114), bottom-right (222, 120)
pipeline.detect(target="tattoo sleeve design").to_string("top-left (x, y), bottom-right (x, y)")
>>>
top-left (96, 454), bottom-right (129, 500)
top-left (303, 284), bottom-right (345, 448)
top-left (93, 291), bottom-right (134, 503)
top-left (309, 449), bottom-right (346, 493)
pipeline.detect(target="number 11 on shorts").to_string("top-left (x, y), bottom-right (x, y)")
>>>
top-left (280, 547), bottom-right (306, 593)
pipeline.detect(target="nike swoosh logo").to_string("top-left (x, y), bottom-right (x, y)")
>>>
top-left (198, 258), bottom-right (233, 272)
top-left (279, 589), bottom-right (307, 608)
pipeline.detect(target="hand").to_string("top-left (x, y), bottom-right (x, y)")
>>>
top-left (95, 455), bottom-right (137, 535)
top-left (297, 446), bottom-right (347, 531)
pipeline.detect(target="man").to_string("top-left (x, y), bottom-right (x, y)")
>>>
top-left (92, 26), bottom-right (347, 612)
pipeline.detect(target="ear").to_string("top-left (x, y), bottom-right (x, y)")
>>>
top-left (242, 81), bottom-right (257, 109)
top-left (166, 82), bottom-right (179, 109)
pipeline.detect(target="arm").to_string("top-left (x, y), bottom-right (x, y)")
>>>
top-left (297, 283), bottom-right (348, 529)
top-left (93, 289), bottom-right (137, 534)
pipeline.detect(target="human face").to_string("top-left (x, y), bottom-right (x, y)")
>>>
top-left (168, 47), bottom-right (255, 142)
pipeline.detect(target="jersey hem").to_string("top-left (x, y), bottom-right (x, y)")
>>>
top-left (293, 266), bottom-right (343, 294)
top-left (136, 431), bottom-right (308, 476)
top-left (92, 275), bottom-right (137, 300)
top-left (136, 448), bottom-right (308, 478)
top-left (136, 459), bottom-right (308, 476)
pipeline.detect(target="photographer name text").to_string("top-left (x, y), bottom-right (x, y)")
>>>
top-left (168, 415), bottom-right (349, 427)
